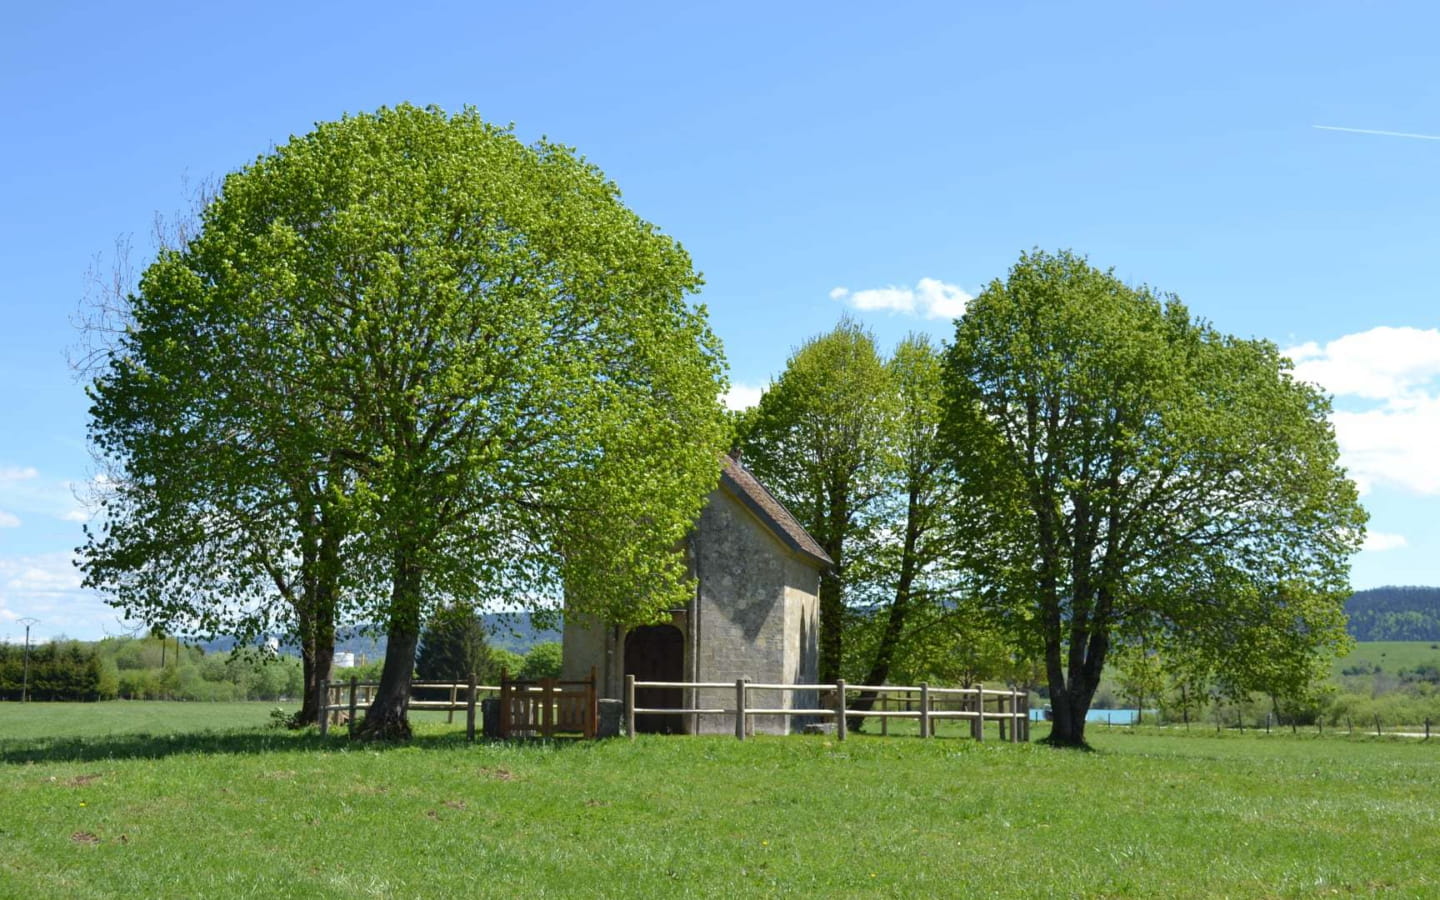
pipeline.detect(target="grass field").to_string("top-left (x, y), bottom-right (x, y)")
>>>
top-left (2, 703), bottom-right (1438, 898)
top-left (1335, 640), bottom-right (1440, 677)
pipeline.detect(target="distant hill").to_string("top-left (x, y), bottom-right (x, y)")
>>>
top-left (1346, 586), bottom-right (1440, 641)
top-left (195, 612), bottom-right (562, 658)
top-left (480, 612), bottom-right (563, 653)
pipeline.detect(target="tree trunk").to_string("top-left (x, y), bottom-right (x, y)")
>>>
top-left (1045, 680), bottom-right (1091, 747)
top-left (355, 554), bottom-right (422, 740)
top-left (818, 571), bottom-right (843, 683)
top-left (291, 501), bottom-right (341, 727)
top-left (1043, 638), bottom-right (1105, 748)
top-left (294, 598), bottom-right (335, 727)
top-left (849, 485), bottom-right (922, 731)
top-left (1038, 576), bottom-right (1092, 746)
top-left (357, 626), bottom-right (418, 740)
top-left (847, 595), bottom-right (905, 731)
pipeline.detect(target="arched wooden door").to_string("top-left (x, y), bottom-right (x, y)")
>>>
top-left (625, 624), bottom-right (685, 734)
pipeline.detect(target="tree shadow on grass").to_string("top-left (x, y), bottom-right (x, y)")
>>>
top-left (0, 728), bottom-right (593, 766)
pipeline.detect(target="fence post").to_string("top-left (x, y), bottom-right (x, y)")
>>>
top-left (834, 678), bottom-right (847, 742)
top-left (498, 669), bottom-right (509, 739)
top-left (1010, 690), bottom-right (1020, 743)
top-left (736, 679), bottom-right (748, 741)
top-left (974, 683), bottom-right (985, 741)
top-left (544, 678), bottom-right (555, 738)
top-left (348, 676), bottom-right (359, 737)
top-left (973, 685), bottom-right (984, 743)
top-left (881, 695), bottom-right (889, 737)
top-left (466, 672), bottom-right (477, 742)
top-left (448, 682), bottom-right (457, 724)
top-left (587, 666), bottom-right (599, 740)
top-left (318, 679), bottom-right (329, 737)
top-left (1265, 712), bottom-right (1271, 734)
top-left (1347, 715), bottom-right (1353, 736)
top-left (625, 674), bottom-right (636, 739)
top-left (919, 683), bottom-right (930, 740)
top-left (1426, 718), bottom-right (1431, 741)
top-left (1374, 714), bottom-right (1382, 737)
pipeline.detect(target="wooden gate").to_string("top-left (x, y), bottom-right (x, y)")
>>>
top-left (497, 667), bottom-right (598, 739)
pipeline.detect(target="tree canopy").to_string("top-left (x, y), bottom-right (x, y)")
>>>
top-left (736, 319), bottom-right (895, 681)
top-left (84, 104), bottom-right (730, 737)
top-left (81, 184), bottom-right (355, 724)
top-left (940, 249), bottom-right (1365, 746)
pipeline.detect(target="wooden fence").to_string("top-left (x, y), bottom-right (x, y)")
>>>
top-left (316, 668), bottom-right (598, 741)
top-left (624, 676), bottom-right (1030, 742)
top-left (317, 675), bottom-right (484, 739)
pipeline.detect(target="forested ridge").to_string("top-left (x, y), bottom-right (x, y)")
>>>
top-left (1346, 586), bottom-right (1440, 641)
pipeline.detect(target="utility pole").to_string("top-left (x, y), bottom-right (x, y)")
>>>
top-left (18, 617), bottom-right (39, 703)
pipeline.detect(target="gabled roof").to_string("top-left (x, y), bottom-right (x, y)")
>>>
top-left (718, 455), bottom-right (834, 569)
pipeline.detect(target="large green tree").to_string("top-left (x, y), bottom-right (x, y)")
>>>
top-left (737, 319), bottom-right (895, 681)
top-left (82, 244), bottom-right (355, 725)
top-left (941, 250), bottom-right (1365, 746)
top-left (844, 335), bottom-right (975, 722)
top-left (87, 105), bottom-right (729, 738)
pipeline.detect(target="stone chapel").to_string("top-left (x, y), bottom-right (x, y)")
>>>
top-left (561, 453), bottom-right (832, 734)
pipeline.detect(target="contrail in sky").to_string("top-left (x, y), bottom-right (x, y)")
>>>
top-left (1313, 125), bottom-right (1440, 141)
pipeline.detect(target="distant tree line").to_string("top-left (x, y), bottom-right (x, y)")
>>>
top-left (1345, 586), bottom-right (1440, 641)
top-left (0, 625), bottom-right (566, 704)
top-left (0, 636), bottom-right (303, 702)
top-left (0, 641), bottom-right (106, 701)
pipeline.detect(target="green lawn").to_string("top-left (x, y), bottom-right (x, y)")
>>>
top-left (1335, 640), bottom-right (1440, 677)
top-left (0, 701), bottom-right (288, 741)
top-left (2, 703), bottom-right (1437, 898)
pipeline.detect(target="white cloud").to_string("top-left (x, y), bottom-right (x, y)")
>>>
top-left (0, 466), bottom-right (104, 526)
top-left (914, 278), bottom-right (971, 318)
top-left (1362, 531), bottom-right (1409, 552)
top-left (2, 555), bottom-right (84, 595)
top-left (830, 278), bottom-right (973, 320)
top-left (0, 552), bottom-right (113, 640)
top-left (723, 383), bottom-right (765, 411)
top-left (1287, 327), bottom-right (1440, 403)
top-left (1330, 399), bottom-right (1440, 495)
top-left (1285, 327), bottom-right (1440, 496)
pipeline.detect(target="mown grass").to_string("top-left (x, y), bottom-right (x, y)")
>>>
top-left (0, 701), bottom-right (286, 742)
top-left (1335, 640), bottom-right (1440, 677)
top-left (1, 703), bottom-right (1437, 898)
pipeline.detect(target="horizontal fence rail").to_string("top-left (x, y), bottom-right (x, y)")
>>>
top-left (317, 671), bottom-right (1028, 744)
top-left (316, 668), bottom-right (598, 741)
top-left (316, 675), bottom-right (488, 740)
top-left (624, 676), bottom-right (1030, 742)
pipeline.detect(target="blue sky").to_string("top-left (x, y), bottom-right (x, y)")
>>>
top-left (2, 2), bottom-right (1436, 641)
